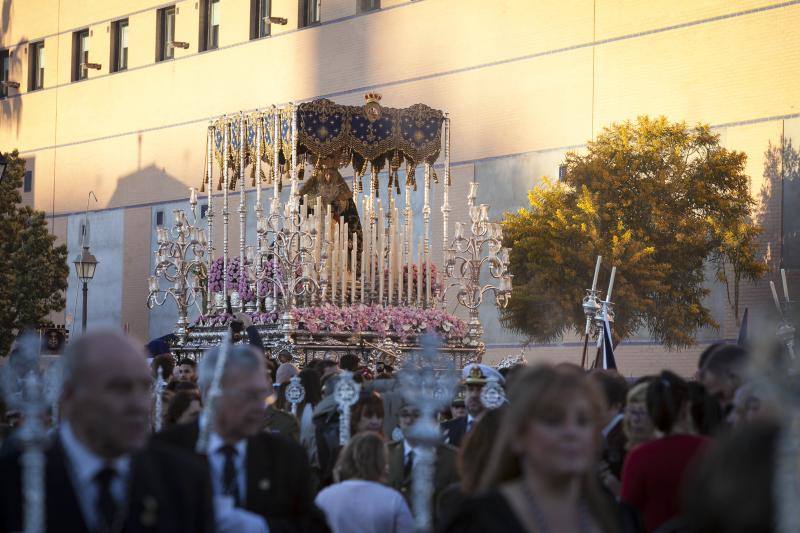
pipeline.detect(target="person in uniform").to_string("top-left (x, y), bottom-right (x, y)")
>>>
top-left (441, 364), bottom-right (505, 447)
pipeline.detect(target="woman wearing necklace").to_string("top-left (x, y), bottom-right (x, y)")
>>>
top-left (440, 365), bottom-right (622, 533)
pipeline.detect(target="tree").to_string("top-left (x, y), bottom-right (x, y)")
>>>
top-left (0, 150), bottom-right (69, 356)
top-left (501, 116), bottom-right (765, 348)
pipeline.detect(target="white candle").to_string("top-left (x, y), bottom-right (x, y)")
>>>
top-left (591, 255), bottom-right (602, 292)
top-left (379, 221), bottom-right (385, 305)
top-left (351, 236), bottom-right (358, 305)
top-left (425, 249), bottom-right (431, 307)
top-left (606, 266), bottom-right (617, 301)
top-left (397, 209), bottom-right (403, 304)
top-left (342, 223), bottom-right (348, 305)
top-left (417, 241), bottom-right (423, 305)
top-left (331, 225), bottom-right (339, 302)
top-left (361, 244), bottom-right (367, 304)
top-left (781, 268), bottom-right (790, 301)
top-left (771, 281), bottom-right (782, 312)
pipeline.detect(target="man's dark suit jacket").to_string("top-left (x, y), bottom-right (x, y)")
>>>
top-left (441, 416), bottom-right (469, 447)
top-left (603, 418), bottom-right (628, 479)
top-left (0, 437), bottom-right (214, 533)
top-left (153, 421), bottom-right (329, 533)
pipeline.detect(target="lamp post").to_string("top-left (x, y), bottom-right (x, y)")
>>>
top-left (73, 245), bottom-right (98, 333)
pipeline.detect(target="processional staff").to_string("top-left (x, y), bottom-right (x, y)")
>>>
top-left (196, 331), bottom-right (232, 454)
top-left (334, 371), bottom-right (360, 446)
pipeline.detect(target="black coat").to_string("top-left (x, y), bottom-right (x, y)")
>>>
top-left (0, 436), bottom-right (214, 533)
top-left (441, 416), bottom-right (469, 447)
top-left (153, 421), bottom-right (329, 533)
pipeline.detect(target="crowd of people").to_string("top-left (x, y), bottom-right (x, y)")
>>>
top-left (0, 322), bottom-right (789, 532)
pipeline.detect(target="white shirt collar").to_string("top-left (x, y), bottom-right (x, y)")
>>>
top-left (60, 421), bottom-right (131, 483)
top-left (602, 412), bottom-right (624, 439)
top-left (208, 430), bottom-right (247, 457)
top-left (402, 439), bottom-right (416, 458)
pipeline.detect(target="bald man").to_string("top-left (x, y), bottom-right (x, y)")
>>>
top-left (0, 330), bottom-right (214, 533)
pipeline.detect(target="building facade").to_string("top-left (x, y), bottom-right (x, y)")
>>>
top-left (1, 0), bottom-right (798, 375)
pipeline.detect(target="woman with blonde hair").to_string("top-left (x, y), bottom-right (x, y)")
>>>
top-left (623, 379), bottom-right (657, 450)
top-left (442, 364), bottom-right (620, 532)
top-left (315, 432), bottom-right (414, 533)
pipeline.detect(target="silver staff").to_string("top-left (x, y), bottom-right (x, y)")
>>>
top-left (153, 372), bottom-right (167, 433)
top-left (334, 371), bottom-right (360, 446)
top-left (285, 375), bottom-right (306, 417)
top-left (196, 330), bottom-right (231, 454)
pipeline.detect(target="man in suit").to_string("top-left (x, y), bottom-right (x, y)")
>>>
top-left (590, 370), bottom-right (629, 480)
top-left (441, 364), bottom-right (504, 447)
top-left (154, 343), bottom-right (329, 533)
top-left (264, 402), bottom-right (300, 441)
top-left (0, 330), bottom-right (214, 533)
top-left (387, 403), bottom-right (459, 525)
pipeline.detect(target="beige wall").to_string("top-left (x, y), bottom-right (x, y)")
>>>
top-left (2, 0), bottom-right (798, 373)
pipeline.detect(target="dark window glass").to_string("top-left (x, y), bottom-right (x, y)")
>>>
top-left (156, 211), bottom-right (164, 226)
top-left (1, 50), bottom-right (9, 98)
top-left (358, 0), bottom-right (379, 12)
top-left (111, 19), bottom-right (129, 72)
top-left (28, 41), bottom-right (44, 90)
top-left (157, 6), bottom-right (176, 61)
top-left (299, 0), bottom-right (320, 28)
top-left (558, 164), bottom-right (567, 181)
top-left (200, 204), bottom-right (209, 219)
top-left (72, 29), bottom-right (90, 81)
top-left (200, 0), bottom-right (220, 51)
top-left (23, 170), bottom-right (32, 192)
top-left (251, 0), bottom-right (271, 39)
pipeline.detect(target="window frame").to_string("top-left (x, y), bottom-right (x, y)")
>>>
top-left (250, 0), bottom-right (271, 40)
top-left (156, 6), bottom-right (176, 62)
top-left (110, 18), bottom-right (129, 73)
top-left (199, 0), bottom-right (220, 52)
top-left (298, 0), bottom-right (321, 28)
top-left (357, 0), bottom-right (380, 13)
top-left (1, 49), bottom-right (10, 98)
top-left (28, 40), bottom-right (45, 91)
top-left (72, 29), bottom-right (90, 82)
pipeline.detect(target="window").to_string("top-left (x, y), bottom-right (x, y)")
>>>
top-left (111, 19), bottom-right (129, 72)
top-left (156, 6), bottom-right (176, 61)
top-left (299, 0), bottom-right (320, 28)
top-left (200, 204), bottom-right (209, 219)
top-left (200, 0), bottom-right (220, 51)
top-left (28, 41), bottom-right (44, 90)
top-left (72, 29), bottom-right (90, 81)
top-left (23, 170), bottom-right (32, 192)
top-left (358, 0), bottom-right (379, 12)
top-left (558, 164), bottom-right (567, 181)
top-left (1, 50), bottom-right (9, 98)
top-left (156, 210), bottom-right (164, 226)
top-left (250, 0), bottom-right (271, 39)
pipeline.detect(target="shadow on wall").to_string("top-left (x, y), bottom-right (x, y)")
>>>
top-left (0, 0), bottom-right (24, 133)
top-left (107, 163), bottom-right (192, 209)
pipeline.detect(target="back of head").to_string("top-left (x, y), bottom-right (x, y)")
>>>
top-left (334, 431), bottom-right (387, 482)
top-left (62, 329), bottom-right (146, 391)
top-left (339, 353), bottom-right (359, 372)
top-left (590, 370), bottom-right (629, 410)
top-left (197, 343), bottom-right (263, 395)
top-left (298, 368), bottom-right (322, 406)
top-left (687, 382), bottom-right (722, 436)
top-left (703, 344), bottom-right (748, 379)
top-left (646, 370), bottom-right (690, 434)
top-left (697, 343), bottom-right (725, 372)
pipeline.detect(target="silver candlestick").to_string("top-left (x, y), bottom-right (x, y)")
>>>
top-left (442, 182), bottom-right (512, 345)
top-left (147, 191), bottom-right (209, 341)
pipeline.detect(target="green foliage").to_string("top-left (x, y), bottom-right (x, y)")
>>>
top-left (0, 150), bottom-right (69, 355)
top-left (501, 116), bottom-right (764, 348)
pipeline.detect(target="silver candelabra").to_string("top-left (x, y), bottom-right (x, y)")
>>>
top-left (442, 182), bottom-right (512, 345)
top-left (147, 190), bottom-right (209, 340)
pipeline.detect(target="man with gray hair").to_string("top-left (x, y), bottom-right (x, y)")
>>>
top-left (0, 329), bottom-right (214, 532)
top-left (155, 343), bottom-right (330, 533)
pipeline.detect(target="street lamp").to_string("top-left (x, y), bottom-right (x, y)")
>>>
top-left (73, 245), bottom-right (98, 333)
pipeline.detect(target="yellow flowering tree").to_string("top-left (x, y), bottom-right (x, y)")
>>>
top-left (501, 116), bottom-right (764, 348)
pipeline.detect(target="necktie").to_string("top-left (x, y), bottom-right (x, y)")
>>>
top-left (403, 450), bottom-right (415, 479)
top-left (466, 417), bottom-right (473, 433)
top-left (219, 444), bottom-right (241, 506)
top-left (94, 466), bottom-right (117, 532)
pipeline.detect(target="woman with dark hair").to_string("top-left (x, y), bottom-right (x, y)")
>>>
top-left (296, 369), bottom-right (323, 468)
top-left (442, 365), bottom-right (619, 533)
top-left (314, 432), bottom-right (414, 533)
top-left (351, 392), bottom-right (385, 437)
top-left (620, 370), bottom-right (710, 531)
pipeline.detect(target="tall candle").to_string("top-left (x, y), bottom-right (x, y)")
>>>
top-left (351, 236), bottom-right (358, 305)
top-left (425, 249), bottom-right (431, 307)
top-left (342, 223), bottom-right (348, 306)
top-left (388, 214), bottom-right (394, 304)
top-left (417, 241), bottom-right (423, 305)
top-left (606, 266), bottom-right (617, 301)
top-left (331, 225), bottom-right (339, 302)
top-left (361, 245), bottom-right (367, 304)
top-left (781, 268), bottom-right (790, 301)
top-left (379, 224), bottom-right (385, 305)
top-left (771, 281), bottom-right (782, 312)
top-left (326, 205), bottom-right (333, 287)
top-left (591, 255), bottom-right (602, 291)
top-left (397, 210), bottom-right (403, 304)
top-left (302, 194), bottom-right (308, 221)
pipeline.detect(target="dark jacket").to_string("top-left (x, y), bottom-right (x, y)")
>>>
top-left (0, 436), bottom-right (214, 533)
top-left (153, 420), bottom-right (329, 533)
top-left (441, 416), bottom-right (469, 447)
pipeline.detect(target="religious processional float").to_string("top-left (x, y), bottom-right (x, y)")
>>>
top-left (146, 95), bottom-right (513, 369)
